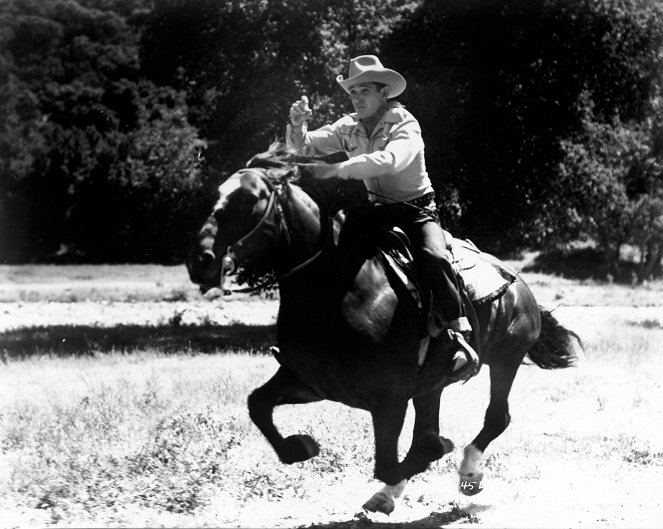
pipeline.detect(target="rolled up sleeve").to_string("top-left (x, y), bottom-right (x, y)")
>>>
top-left (286, 122), bottom-right (345, 157)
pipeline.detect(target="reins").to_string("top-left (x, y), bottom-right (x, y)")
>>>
top-left (228, 222), bottom-right (332, 293)
top-left (215, 173), bottom-right (431, 295)
top-left (220, 169), bottom-right (332, 294)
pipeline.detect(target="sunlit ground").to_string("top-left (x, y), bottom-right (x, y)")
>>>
top-left (1, 265), bottom-right (662, 527)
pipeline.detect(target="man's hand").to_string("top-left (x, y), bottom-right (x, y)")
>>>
top-left (298, 162), bottom-right (338, 180)
top-left (290, 95), bottom-right (313, 127)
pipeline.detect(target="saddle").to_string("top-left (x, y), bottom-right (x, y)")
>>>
top-left (443, 232), bottom-right (519, 304)
top-left (383, 229), bottom-right (518, 366)
top-left (334, 210), bottom-right (518, 366)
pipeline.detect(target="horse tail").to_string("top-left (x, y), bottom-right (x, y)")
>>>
top-left (527, 307), bottom-right (581, 369)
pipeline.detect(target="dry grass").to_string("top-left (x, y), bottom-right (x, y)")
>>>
top-left (0, 264), bottom-right (195, 303)
top-left (1, 264), bottom-right (663, 527)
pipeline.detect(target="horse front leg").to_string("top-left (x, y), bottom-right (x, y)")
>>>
top-left (401, 389), bottom-right (454, 480)
top-left (362, 399), bottom-right (408, 515)
top-left (247, 366), bottom-right (322, 464)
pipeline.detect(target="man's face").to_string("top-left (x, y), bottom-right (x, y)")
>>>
top-left (349, 82), bottom-right (388, 120)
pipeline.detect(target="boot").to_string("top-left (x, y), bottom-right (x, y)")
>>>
top-left (447, 317), bottom-right (480, 381)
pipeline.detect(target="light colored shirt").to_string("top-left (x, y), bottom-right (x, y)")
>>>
top-left (286, 102), bottom-right (434, 204)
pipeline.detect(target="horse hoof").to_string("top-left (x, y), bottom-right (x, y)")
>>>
top-left (439, 436), bottom-right (454, 455)
top-left (280, 434), bottom-right (320, 464)
top-left (362, 492), bottom-right (395, 515)
top-left (459, 474), bottom-right (484, 496)
top-left (416, 433), bottom-right (454, 460)
top-left (459, 444), bottom-right (484, 496)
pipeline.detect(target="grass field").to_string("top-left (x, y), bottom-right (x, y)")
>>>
top-left (1, 263), bottom-right (662, 528)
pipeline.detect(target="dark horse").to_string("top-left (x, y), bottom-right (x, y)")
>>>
top-left (187, 146), bottom-right (579, 514)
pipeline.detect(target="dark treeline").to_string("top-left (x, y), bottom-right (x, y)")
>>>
top-left (1, 0), bottom-right (663, 278)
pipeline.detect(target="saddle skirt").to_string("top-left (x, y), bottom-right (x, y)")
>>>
top-left (333, 211), bottom-right (517, 307)
top-left (444, 232), bottom-right (519, 304)
top-left (332, 211), bottom-right (518, 366)
top-left (377, 228), bottom-right (518, 307)
top-left (376, 229), bottom-right (518, 366)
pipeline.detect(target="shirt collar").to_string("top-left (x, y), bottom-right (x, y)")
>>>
top-left (347, 102), bottom-right (403, 136)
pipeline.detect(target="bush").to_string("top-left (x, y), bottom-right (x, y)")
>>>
top-left (383, 0), bottom-right (663, 254)
top-left (2, 0), bottom-right (663, 269)
top-left (0, 0), bottom-right (212, 263)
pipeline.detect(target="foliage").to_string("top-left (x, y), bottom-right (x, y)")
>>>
top-left (0, 0), bottom-right (209, 262)
top-left (383, 0), bottom-right (663, 255)
top-left (540, 96), bottom-right (663, 280)
top-left (2, 0), bottom-right (663, 275)
top-left (138, 0), bottom-right (417, 173)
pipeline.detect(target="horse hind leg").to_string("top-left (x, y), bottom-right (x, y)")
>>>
top-left (362, 399), bottom-right (409, 515)
top-left (400, 389), bottom-right (454, 480)
top-left (363, 480), bottom-right (408, 517)
top-left (247, 366), bottom-right (322, 464)
top-left (363, 390), bottom-right (455, 515)
top-left (460, 317), bottom-right (538, 496)
top-left (459, 280), bottom-right (540, 495)
top-left (459, 359), bottom-right (520, 496)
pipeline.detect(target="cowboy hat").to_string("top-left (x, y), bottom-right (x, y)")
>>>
top-left (336, 55), bottom-right (406, 98)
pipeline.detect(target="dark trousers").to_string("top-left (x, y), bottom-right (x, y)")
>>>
top-left (360, 198), bottom-right (464, 322)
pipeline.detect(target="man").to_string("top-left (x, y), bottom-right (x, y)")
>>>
top-left (286, 55), bottom-right (478, 381)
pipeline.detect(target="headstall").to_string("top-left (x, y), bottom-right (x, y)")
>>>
top-left (219, 169), bottom-right (330, 294)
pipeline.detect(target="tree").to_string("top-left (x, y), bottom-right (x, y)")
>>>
top-left (3, 0), bottom-right (663, 268)
top-left (139, 0), bottom-right (418, 174)
top-left (383, 0), bottom-right (663, 252)
top-left (0, 0), bottom-right (209, 262)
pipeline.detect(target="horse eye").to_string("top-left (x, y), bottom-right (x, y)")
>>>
top-left (213, 208), bottom-right (227, 223)
top-left (241, 193), bottom-right (260, 209)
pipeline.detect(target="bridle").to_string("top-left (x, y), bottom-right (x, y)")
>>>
top-left (218, 168), bottom-right (331, 294)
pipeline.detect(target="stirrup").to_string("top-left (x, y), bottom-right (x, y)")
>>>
top-left (447, 329), bottom-right (479, 382)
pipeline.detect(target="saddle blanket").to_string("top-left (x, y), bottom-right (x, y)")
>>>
top-left (381, 232), bottom-right (518, 307)
top-left (376, 230), bottom-right (519, 367)
top-left (447, 236), bottom-right (519, 304)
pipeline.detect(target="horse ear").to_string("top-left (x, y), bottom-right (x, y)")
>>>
top-left (267, 166), bottom-right (295, 181)
top-left (246, 142), bottom-right (290, 168)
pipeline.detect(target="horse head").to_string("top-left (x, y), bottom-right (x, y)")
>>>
top-left (187, 160), bottom-right (293, 292)
top-left (187, 144), bottom-right (329, 292)
top-left (188, 142), bottom-right (369, 292)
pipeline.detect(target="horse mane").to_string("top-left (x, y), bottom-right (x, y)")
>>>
top-left (246, 142), bottom-right (313, 171)
top-left (245, 142), bottom-right (366, 214)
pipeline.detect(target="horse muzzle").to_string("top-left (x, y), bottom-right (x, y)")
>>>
top-left (199, 249), bottom-right (217, 271)
top-left (188, 247), bottom-right (239, 295)
top-left (187, 249), bottom-right (220, 288)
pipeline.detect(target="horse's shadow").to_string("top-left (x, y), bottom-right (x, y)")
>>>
top-left (303, 503), bottom-right (483, 529)
top-left (0, 322), bottom-right (276, 359)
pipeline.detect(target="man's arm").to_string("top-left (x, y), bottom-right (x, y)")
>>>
top-left (286, 95), bottom-right (344, 157)
top-left (286, 122), bottom-right (345, 157)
